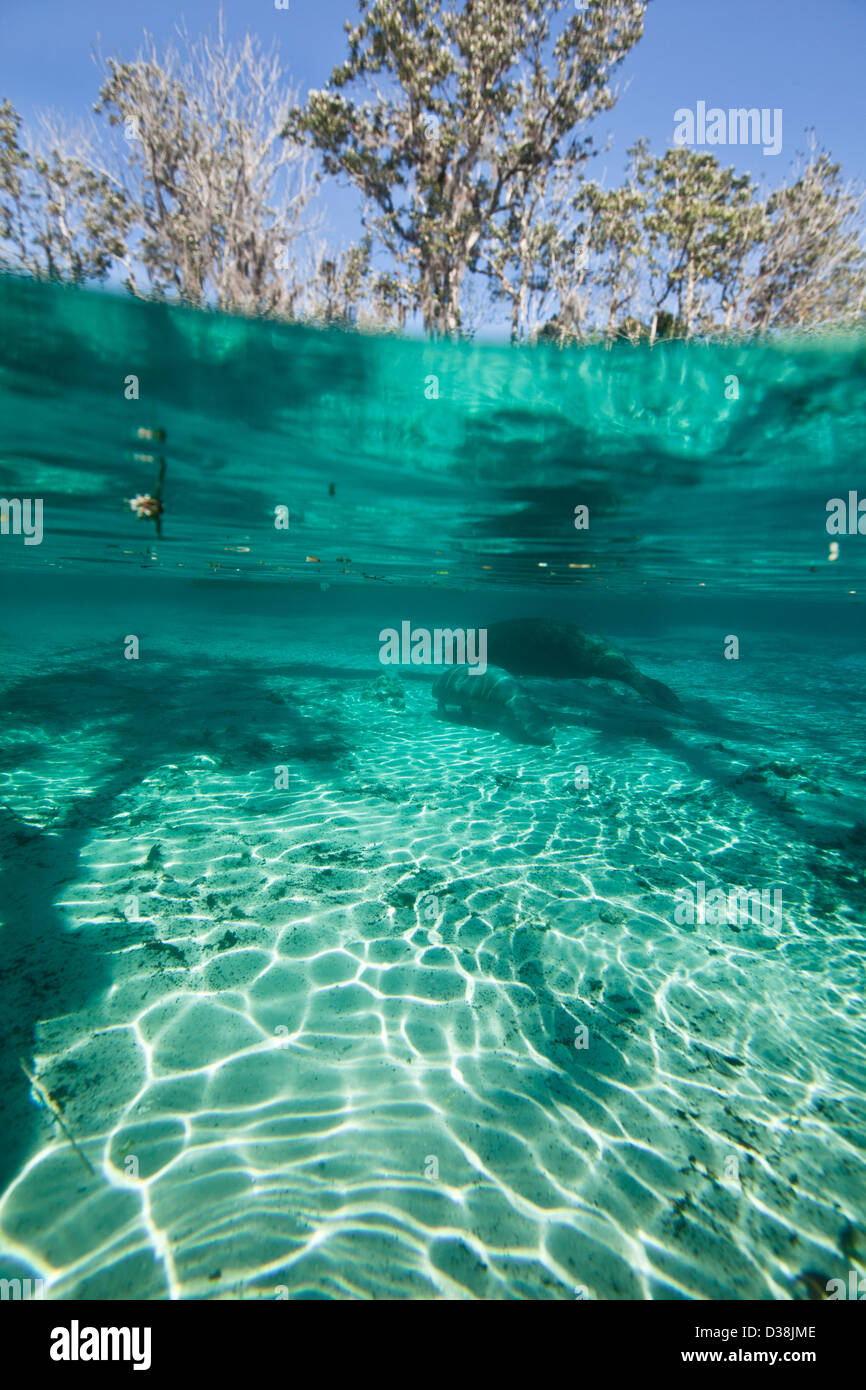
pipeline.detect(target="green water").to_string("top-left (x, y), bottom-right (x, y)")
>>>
top-left (0, 275), bottom-right (864, 1300)
top-left (1, 274), bottom-right (864, 592)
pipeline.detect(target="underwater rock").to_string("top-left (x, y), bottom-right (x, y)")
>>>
top-left (759, 760), bottom-right (807, 779)
top-left (361, 674), bottom-right (406, 711)
top-left (356, 780), bottom-right (405, 802)
top-left (213, 929), bottom-right (239, 951)
top-left (386, 889), bottom-right (416, 909)
top-left (144, 940), bottom-right (186, 966)
top-left (493, 770), bottom-right (520, 789)
top-left (308, 842), bottom-right (366, 866)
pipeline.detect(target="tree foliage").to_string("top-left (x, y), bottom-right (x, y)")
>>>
top-left (287, 0), bottom-right (647, 336)
top-left (743, 140), bottom-right (866, 333)
top-left (635, 143), bottom-right (765, 340)
top-left (93, 19), bottom-right (313, 314)
top-left (0, 99), bottom-right (130, 283)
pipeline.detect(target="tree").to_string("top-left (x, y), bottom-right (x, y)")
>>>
top-left (482, 161), bottom-right (575, 344)
top-left (286, 0), bottom-right (647, 336)
top-left (93, 17), bottom-right (313, 314)
top-left (635, 144), bottom-right (763, 340)
top-left (0, 99), bottom-right (130, 283)
top-left (306, 239), bottom-right (369, 326)
top-left (742, 137), bottom-right (866, 334)
top-left (563, 167), bottom-right (646, 342)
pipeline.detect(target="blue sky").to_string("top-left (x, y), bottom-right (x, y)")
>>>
top-left (2, 0), bottom-right (864, 269)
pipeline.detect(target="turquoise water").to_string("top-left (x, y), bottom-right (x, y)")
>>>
top-left (0, 275), bottom-right (865, 1300)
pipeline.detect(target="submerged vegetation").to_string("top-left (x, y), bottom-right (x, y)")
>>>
top-left (1, 0), bottom-right (865, 342)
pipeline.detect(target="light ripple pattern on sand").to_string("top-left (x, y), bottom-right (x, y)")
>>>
top-left (0, 625), bottom-right (864, 1301)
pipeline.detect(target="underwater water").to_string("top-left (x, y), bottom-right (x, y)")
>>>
top-left (0, 274), bottom-right (864, 1301)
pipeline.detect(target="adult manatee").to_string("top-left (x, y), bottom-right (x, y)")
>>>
top-left (486, 618), bottom-right (683, 713)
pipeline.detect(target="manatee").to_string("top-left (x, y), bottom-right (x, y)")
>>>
top-left (433, 664), bottom-right (555, 745)
top-left (486, 618), bottom-right (683, 713)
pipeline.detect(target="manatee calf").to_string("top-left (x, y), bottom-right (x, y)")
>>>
top-left (486, 618), bottom-right (683, 713)
top-left (433, 664), bottom-right (555, 745)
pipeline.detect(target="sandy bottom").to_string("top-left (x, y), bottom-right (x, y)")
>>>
top-left (1, 616), bottom-right (865, 1300)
